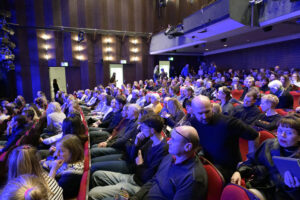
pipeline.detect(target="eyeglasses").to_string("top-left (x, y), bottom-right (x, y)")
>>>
top-left (173, 128), bottom-right (190, 143)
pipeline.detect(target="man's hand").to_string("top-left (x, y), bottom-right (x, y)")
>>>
top-left (135, 150), bottom-right (144, 166)
top-left (231, 171), bottom-right (242, 185)
top-left (98, 142), bottom-right (107, 148)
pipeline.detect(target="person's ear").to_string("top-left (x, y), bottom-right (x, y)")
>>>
top-left (150, 128), bottom-right (155, 137)
top-left (184, 142), bottom-right (193, 152)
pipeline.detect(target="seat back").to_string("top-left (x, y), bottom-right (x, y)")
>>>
top-left (200, 156), bottom-right (225, 200)
top-left (221, 184), bottom-right (258, 200)
top-left (290, 91), bottom-right (300, 109)
top-left (275, 109), bottom-right (288, 116)
top-left (239, 130), bottom-right (275, 161)
top-left (231, 90), bottom-right (244, 100)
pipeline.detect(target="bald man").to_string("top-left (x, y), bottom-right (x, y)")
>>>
top-left (131, 126), bottom-right (208, 200)
top-left (191, 95), bottom-right (259, 183)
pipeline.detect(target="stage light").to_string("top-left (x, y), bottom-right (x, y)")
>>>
top-left (44, 44), bottom-right (50, 50)
top-left (131, 39), bottom-right (138, 44)
top-left (104, 37), bottom-right (113, 43)
top-left (131, 48), bottom-right (139, 53)
top-left (44, 54), bottom-right (50, 60)
top-left (76, 55), bottom-right (85, 60)
top-left (41, 34), bottom-right (51, 40)
top-left (76, 45), bottom-right (84, 51)
top-left (105, 47), bottom-right (113, 52)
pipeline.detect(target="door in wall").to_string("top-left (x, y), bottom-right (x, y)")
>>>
top-left (49, 67), bottom-right (67, 100)
top-left (109, 64), bottom-right (123, 88)
top-left (159, 61), bottom-right (170, 77)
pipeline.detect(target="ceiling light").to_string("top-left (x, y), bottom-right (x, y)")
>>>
top-left (224, 44), bottom-right (228, 47)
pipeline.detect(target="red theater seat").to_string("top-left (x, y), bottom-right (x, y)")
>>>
top-left (200, 156), bottom-right (225, 200)
top-left (231, 90), bottom-right (244, 100)
top-left (221, 184), bottom-right (257, 200)
top-left (77, 170), bottom-right (89, 200)
top-left (290, 91), bottom-right (300, 109)
top-left (239, 130), bottom-right (275, 161)
top-left (276, 109), bottom-right (288, 116)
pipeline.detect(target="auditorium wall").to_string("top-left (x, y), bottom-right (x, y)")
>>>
top-left (2, 0), bottom-right (215, 101)
top-left (205, 39), bottom-right (300, 70)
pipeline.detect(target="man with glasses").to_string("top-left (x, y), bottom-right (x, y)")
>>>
top-left (131, 126), bottom-right (207, 200)
top-left (191, 95), bottom-right (259, 183)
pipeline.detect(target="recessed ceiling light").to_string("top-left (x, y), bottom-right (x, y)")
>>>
top-left (224, 44), bottom-right (228, 47)
top-left (205, 48), bottom-right (209, 51)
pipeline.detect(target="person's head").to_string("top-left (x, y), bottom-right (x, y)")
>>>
top-left (260, 94), bottom-right (279, 112)
top-left (184, 87), bottom-right (194, 97)
top-left (121, 105), bottom-right (129, 118)
top-left (280, 75), bottom-right (290, 88)
top-left (185, 99), bottom-right (193, 114)
top-left (243, 91), bottom-right (258, 107)
top-left (62, 116), bottom-right (85, 138)
top-left (167, 98), bottom-right (183, 116)
top-left (56, 135), bottom-right (84, 163)
top-left (261, 77), bottom-right (269, 87)
top-left (206, 81), bottom-right (212, 89)
top-left (10, 115), bottom-right (27, 130)
top-left (212, 103), bottom-right (222, 114)
top-left (232, 77), bottom-right (239, 84)
top-left (245, 77), bottom-right (255, 88)
top-left (268, 80), bottom-right (283, 95)
top-left (0, 174), bottom-right (49, 200)
top-left (192, 95), bottom-right (213, 124)
top-left (140, 114), bottom-right (164, 138)
top-left (46, 102), bottom-right (61, 115)
top-left (196, 79), bottom-right (203, 87)
top-left (132, 89), bottom-right (139, 99)
top-left (151, 93), bottom-right (160, 104)
top-left (126, 104), bottom-right (141, 120)
top-left (217, 86), bottom-right (231, 102)
top-left (269, 72), bottom-right (277, 81)
top-left (22, 108), bottom-right (35, 123)
top-left (277, 115), bottom-right (300, 148)
top-left (8, 145), bottom-right (43, 181)
top-left (168, 126), bottom-right (199, 156)
top-left (115, 95), bottom-right (127, 110)
top-left (292, 72), bottom-right (300, 82)
top-left (180, 87), bottom-right (186, 97)
top-left (15, 96), bottom-right (26, 109)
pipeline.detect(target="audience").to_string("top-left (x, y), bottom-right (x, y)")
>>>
top-left (0, 63), bottom-right (299, 200)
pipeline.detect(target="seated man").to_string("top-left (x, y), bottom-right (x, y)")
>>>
top-left (233, 91), bottom-right (261, 125)
top-left (268, 80), bottom-right (294, 109)
top-left (90, 104), bottom-right (140, 158)
top-left (130, 126), bottom-right (208, 200)
top-left (191, 95), bottom-right (259, 182)
top-left (89, 114), bottom-right (169, 200)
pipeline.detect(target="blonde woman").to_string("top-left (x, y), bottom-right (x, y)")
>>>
top-left (162, 98), bottom-right (185, 128)
top-left (7, 145), bottom-right (63, 200)
top-left (45, 102), bottom-right (66, 136)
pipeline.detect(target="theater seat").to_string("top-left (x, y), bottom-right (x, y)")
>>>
top-left (200, 156), bottom-right (225, 200)
top-left (221, 184), bottom-right (258, 200)
top-left (77, 170), bottom-right (90, 200)
top-left (289, 91), bottom-right (300, 109)
top-left (231, 90), bottom-right (244, 100)
top-left (239, 130), bottom-right (275, 161)
top-left (275, 109), bottom-right (288, 116)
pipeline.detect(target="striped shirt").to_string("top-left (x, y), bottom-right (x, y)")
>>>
top-left (42, 173), bottom-right (64, 200)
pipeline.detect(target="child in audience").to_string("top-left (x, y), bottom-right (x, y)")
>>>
top-left (7, 145), bottom-right (63, 200)
top-left (0, 174), bottom-right (49, 200)
top-left (41, 135), bottom-right (84, 199)
top-left (231, 114), bottom-right (300, 200)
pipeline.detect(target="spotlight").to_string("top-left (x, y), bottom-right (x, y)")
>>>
top-left (41, 34), bottom-right (51, 40)
top-left (1, 25), bottom-right (14, 35)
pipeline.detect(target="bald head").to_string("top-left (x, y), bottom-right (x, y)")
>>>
top-left (175, 126), bottom-right (199, 150)
top-left (192, 95), bottom-right (213, 124)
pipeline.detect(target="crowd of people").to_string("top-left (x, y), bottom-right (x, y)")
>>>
top-left (0, 63), bottom-right (299, 200)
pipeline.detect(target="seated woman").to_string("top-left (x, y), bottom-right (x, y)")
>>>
top-left (43, 102), bottom-right (66, 137)
top-left (217, 86), bottom-right (234, 116)
top-left (0, 174), bottom-right (49, 200)
top-left (161, 98), bottom-right (185, 128)
top-left (0, 115), bottom-right (28, 153)
top-left (6, 145), bottom-right (63, 200)
top-left (253, 94), bottom-right (281, 132)
top-left (231, 114), bottom-right (300, 200)
top-left (41, 135), bottom-right (84, 199)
